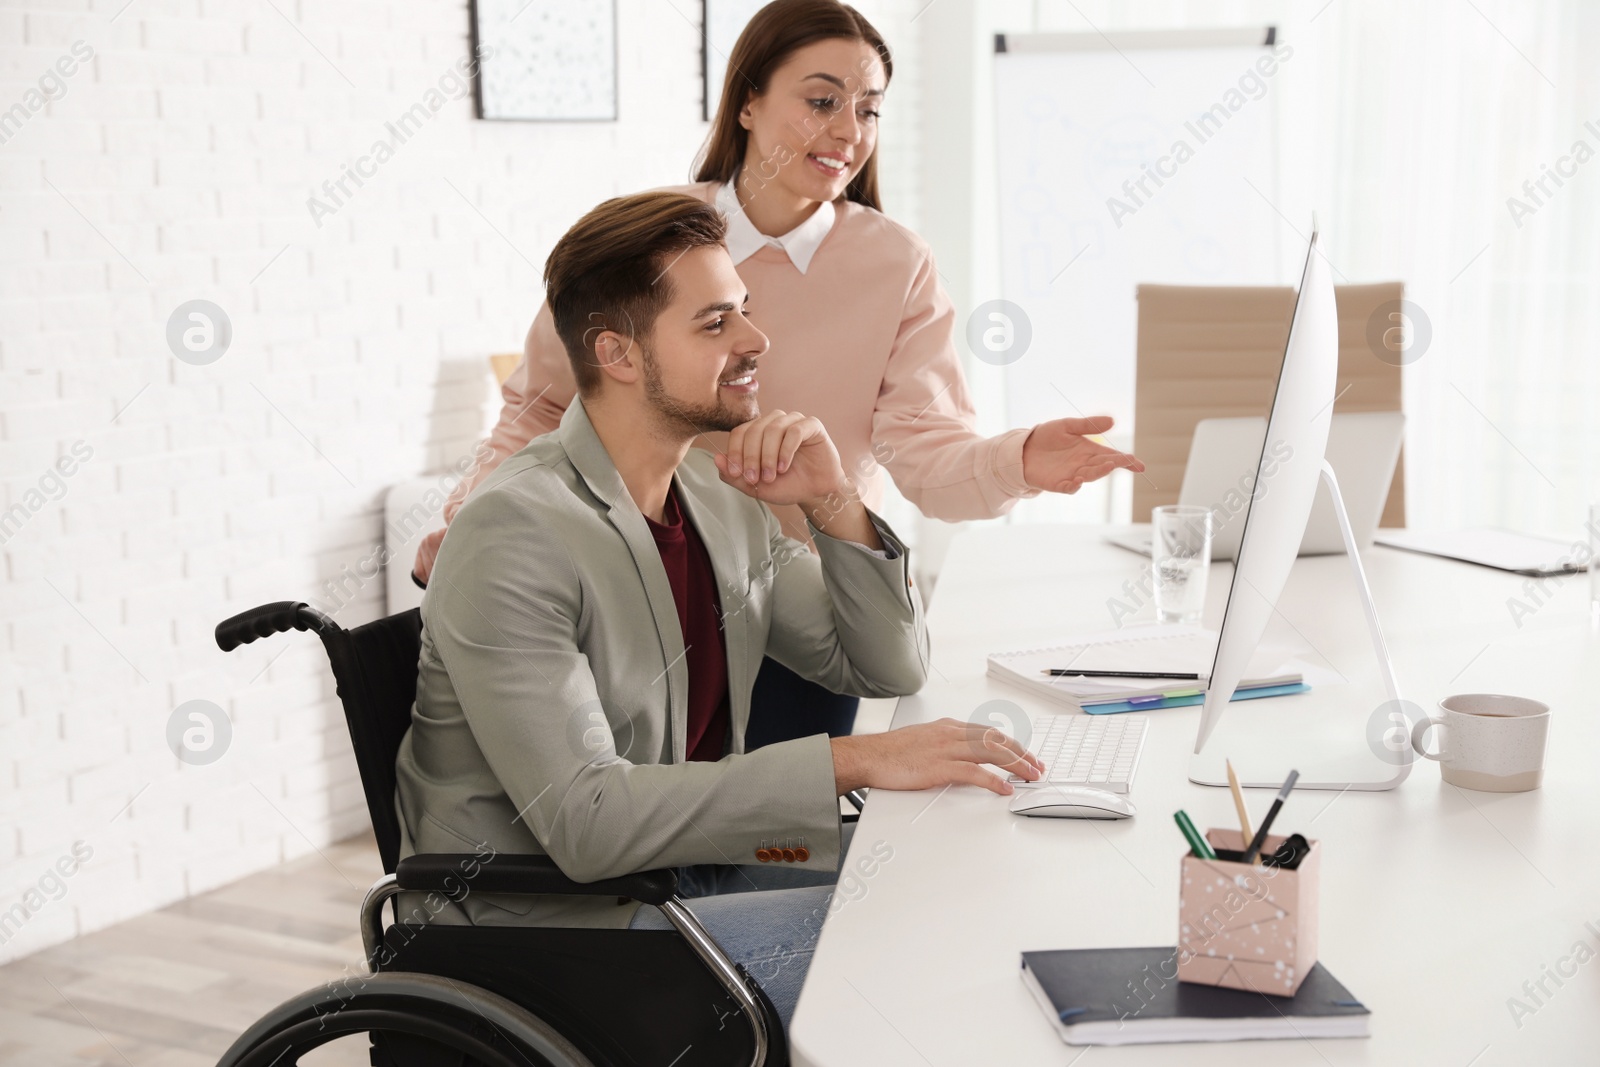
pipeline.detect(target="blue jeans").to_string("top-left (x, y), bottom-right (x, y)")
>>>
top-left (628, 822), bottom-right (856, 1031)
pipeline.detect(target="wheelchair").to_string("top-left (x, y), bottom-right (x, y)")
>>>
top-left (212, 600), bottom-right (860, 1067)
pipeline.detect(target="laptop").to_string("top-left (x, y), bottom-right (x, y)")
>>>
top-left (1106, 410), bottom-right (1405, 561)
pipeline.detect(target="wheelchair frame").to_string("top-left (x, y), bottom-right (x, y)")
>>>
top-left (211, 599), bottom-right (837, 1067)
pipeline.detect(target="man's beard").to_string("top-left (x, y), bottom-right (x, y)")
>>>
top-left (640, 347), bottom-right (755, 435)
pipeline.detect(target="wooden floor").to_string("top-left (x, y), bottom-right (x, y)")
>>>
top-left (0, 699), bottom-right (899, 1066)
top-left (0, 836), bottom-right (385, 1067)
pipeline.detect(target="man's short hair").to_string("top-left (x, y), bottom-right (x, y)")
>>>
top-left (544, 192), bottom-right (729, 395)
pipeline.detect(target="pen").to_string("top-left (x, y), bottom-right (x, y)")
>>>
top-left (1241, 769), bottom-right (1299, 864)
top-left (1173, 809), bottom-right (1216, 860)
top-left (1046, 669), bottom-right (1201, 679)
top-left (1225, 759), bottom-right (1255, 858)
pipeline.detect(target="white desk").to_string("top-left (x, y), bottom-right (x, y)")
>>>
top-left (791, 525), bottom-right (1600, 1065)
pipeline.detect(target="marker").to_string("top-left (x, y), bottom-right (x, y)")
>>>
top-left (1241, 769), bottom-right (1299, 865)
top-left (1173, 809), bottom-right (1216, 860)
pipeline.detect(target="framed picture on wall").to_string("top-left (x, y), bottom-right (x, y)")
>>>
top-left (469, 0), bottom-right (618, 121)
top-left (702, 0), bottom-right (767, 121)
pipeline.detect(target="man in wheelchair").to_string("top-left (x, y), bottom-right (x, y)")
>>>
top-left (392, 191), bottom-right (1043, 1030)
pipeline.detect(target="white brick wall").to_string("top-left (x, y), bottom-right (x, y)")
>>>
top-left (0, 0), bottom-right (925, 963)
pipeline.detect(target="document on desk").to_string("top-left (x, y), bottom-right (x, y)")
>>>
top-left (1374, 527), bottom-right (1588, 576)
top-left (987, 624), bottom-right (1309, 712)
top-left (1021, 946), bottom-right (1370, 1045)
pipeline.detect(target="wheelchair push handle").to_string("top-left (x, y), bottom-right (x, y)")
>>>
top-left (215, 601), bottom-right (334, 652)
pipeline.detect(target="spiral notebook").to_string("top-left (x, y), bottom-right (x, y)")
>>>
top-left (987, 624), bottom-right (1305, 712)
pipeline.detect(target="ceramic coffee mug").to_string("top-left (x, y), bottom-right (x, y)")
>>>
top-left (1410, 693), bottom-right (1550, 792)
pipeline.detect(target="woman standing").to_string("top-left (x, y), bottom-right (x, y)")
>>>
top-left (414, 0), bottom-right (1142, 744)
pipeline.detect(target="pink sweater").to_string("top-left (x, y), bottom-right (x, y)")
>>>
top-left (414, 182), bottom-right (1038, 583)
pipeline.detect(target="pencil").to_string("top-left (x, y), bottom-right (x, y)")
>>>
top-left (1225, 759), bottom-right (1255, 860)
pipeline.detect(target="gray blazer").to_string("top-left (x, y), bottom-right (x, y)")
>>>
top-left (394, 400), bottom-right (928, 928)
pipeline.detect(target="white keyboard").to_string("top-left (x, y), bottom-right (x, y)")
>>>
top-left (1007, 714), bottom-right (1148, 795)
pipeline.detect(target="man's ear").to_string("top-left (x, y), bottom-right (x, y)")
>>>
top-left (592, 329), bottom-right (641, 388)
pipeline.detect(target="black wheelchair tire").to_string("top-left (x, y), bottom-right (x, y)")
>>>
top-left (215, 971), bottom-right (594, 1067)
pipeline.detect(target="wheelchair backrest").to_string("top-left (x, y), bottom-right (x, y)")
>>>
top-left (318, 608), bottom-right (422, 874)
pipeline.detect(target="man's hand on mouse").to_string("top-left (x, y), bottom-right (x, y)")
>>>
top-left (829, 719), bottom-right (1044, 796)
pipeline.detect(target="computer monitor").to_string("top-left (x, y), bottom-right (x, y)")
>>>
top-left (1190, 225), bottom-right (1409, 791)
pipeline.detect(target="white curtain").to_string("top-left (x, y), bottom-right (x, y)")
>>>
top-left (995, 0), bottom-right (1599, 541)
top-left (1303, 0), bottom-right (1599, 540)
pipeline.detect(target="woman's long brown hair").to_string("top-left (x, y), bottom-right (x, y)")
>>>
top-left (693, 0), bottom-right (893, 211)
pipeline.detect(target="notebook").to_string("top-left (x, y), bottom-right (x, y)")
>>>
top-left (1021, 946), bottom-right (1370, 1046)
top-left (987, 625), bottom-right (1305, 712)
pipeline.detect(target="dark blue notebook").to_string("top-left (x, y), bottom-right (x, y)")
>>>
top-left (1021, 946), bottom-right (1370, 1046)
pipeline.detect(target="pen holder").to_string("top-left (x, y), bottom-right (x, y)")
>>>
top-left (1177, 829), bottom-right (1320, 997)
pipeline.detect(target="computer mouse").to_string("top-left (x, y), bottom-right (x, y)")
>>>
top-left (1008, 786), bottom-right (1136, 820)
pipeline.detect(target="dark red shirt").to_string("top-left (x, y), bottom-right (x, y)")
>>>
top-left (642, 486), bottom-right (730, 762)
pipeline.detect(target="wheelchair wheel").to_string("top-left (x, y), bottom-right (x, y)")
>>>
top-left (216, 971), bottom-right (595, 1067)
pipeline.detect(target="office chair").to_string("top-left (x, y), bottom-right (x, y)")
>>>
top-left (1132, 281), bottom-right (1407, 527)
top-left (211, 599), bottom-right (848, 1067)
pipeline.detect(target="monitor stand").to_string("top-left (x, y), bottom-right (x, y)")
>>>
top-left (1189, 461), bottom-right (1413, 792)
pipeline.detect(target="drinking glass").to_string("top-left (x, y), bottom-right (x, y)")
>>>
top-left (1152, 505), bottom-right (1213, 624)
